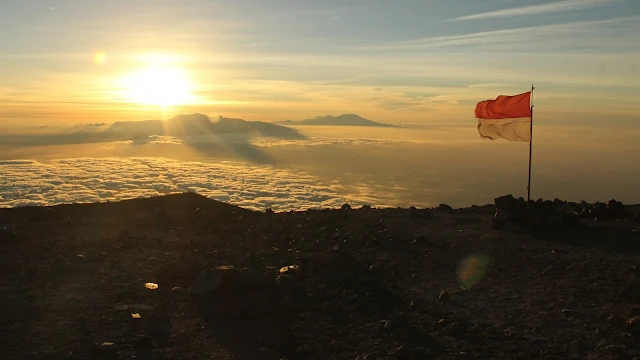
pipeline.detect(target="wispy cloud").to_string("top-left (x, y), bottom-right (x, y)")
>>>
top-left (454, 0), bottom-right (621, 21)
top-left (351, 15), bottom-right (640, 51)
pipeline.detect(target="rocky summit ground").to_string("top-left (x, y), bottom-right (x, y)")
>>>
top-left (1, 193), bottom-right (640, 360)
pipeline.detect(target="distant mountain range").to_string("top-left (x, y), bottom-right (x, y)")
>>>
top-left (1, 113), bottom-right (397, 148)
top-left (276, 114), bottom-right (396, 127)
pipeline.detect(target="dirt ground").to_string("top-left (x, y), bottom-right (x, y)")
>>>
top-left (1, 193), bottom-right (639, 360)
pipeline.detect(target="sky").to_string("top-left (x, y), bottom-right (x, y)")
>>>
top-left (1, 0), bottom-right (639, 126)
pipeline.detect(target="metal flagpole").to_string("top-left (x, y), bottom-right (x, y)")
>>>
top-left (527, 84), bottom-right (535, 202)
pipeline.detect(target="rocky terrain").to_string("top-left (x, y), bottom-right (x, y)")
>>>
top-left (1, 193), bottom-right (639, 360)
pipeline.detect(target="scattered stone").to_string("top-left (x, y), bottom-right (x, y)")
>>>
top-left (279, 265), bottom-right (300, 274)
top-left (438, 290), bottom-right (449, 303)
top-left (492, 194), bottom-right (583, 230)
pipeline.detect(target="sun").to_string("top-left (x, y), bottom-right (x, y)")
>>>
top-left (120, 65), bottom-right (196, 107)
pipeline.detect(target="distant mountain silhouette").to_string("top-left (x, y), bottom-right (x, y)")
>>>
top-left (0, 113), bottom-right (305, 147)
top-left (276, 114), bottom-right (396, 127)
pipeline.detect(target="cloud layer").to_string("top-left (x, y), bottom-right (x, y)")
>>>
top-left (0, 158), bottom-right (358, 211)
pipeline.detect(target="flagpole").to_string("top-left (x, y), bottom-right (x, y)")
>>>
top-left (527, 84), bottom-right (535, 202)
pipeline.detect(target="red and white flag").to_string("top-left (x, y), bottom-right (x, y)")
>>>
top-left (475, 91), bottom-right (532, 142)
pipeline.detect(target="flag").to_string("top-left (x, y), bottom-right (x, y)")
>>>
top-left (477, 118), bottom-right (531, 142)
top-left (475, 91), bottom-right (532, 142)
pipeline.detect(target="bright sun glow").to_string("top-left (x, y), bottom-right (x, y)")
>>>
top-left (120, 66), bottom-right (196, 106)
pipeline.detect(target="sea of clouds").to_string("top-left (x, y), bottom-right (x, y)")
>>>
top-left (0, 157), bottom-right (363, 211)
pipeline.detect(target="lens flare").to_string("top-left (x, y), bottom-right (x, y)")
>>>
top-left (94, 52), bottom-right (107, 65)
top-left (457, 253), bottom-right (490, 289)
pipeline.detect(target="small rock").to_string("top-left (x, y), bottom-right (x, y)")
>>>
top-left (361, 205), bottom-right (371, 210)
top-left (171, 287), bottom-right (185, 292)
top-left (93, 342), bottom-right (118, 359)
top-left (383, 320), bottom-right (393, 330)
top-left (626, 316), bottom-right (640, 329)
top-left (504, 327), bottom-right (516, 337)
top-left (265, 208), bottom-right (274, 215)
top-left (437, 319), bottom-right (445, 326)
top-left (412, 234), bottom-right (427, 244)
top-left (562, 309), bottom-right (573, 316)
top-left (341, 204), bottom-right (352, 210)
top-left (438, 290), bottom-right (449, 303)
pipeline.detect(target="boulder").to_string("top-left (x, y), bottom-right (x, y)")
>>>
top-left (494, 195), bottom-right (524, 218)
top-left (522, 208), bottom-right (547, 228)
top-left (437, 204), bottom-right (453, 212)
top-left (540, 200), bottom-right (556, 212)
top-left (606, 199), bottom-right (625, 218)
top-left (589, 202), bottom-right (608, 219)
